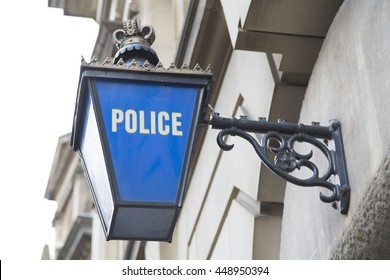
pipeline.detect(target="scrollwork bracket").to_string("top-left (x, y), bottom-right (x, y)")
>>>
top-left (210, 113), bottom-right (350, 214)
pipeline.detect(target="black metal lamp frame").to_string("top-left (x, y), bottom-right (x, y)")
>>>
top-left (209, 112), bottom-right (350, 214)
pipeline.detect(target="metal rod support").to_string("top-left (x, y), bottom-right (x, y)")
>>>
top-left (210, 113), bottom-right (334, 139)
top-left (209, 112), bottom-right (350, 214)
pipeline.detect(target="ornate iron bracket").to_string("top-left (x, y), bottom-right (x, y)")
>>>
top-left (209, 112), bottom-right (350, 214)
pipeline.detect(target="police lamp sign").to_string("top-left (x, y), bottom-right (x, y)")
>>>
top-left (72, 63), bottom-right (212, 241)
top-left (95, 80), bottom-right (199, 204)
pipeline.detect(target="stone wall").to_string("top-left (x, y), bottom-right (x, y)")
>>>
top-left (331, 150), bottom-right (390, 259)
top-left (280, 0), bottom-right (390, 259)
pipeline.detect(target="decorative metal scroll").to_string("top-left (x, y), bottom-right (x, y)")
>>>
top-left (210, 113), bottom-right (350, 214)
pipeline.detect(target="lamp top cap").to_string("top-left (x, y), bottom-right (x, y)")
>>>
top-left (113, 19), bottom-right (155, 50)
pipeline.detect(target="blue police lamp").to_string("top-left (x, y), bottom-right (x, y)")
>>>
top-left (71, 20), bottom-right (213, 242)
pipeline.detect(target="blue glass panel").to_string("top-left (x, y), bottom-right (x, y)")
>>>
top-left (79, 91), bottom-right (114, 230)
top-left (95, 80), bottom-right (198, 203)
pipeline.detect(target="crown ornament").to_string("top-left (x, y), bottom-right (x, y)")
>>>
top-left (112, 19), bottom-right (159, 66)
top-left (113, 19), bottom-right (156, 49)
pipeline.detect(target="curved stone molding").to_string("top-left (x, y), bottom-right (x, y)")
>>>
top-left (331, 149), bottom-right (390, 259)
